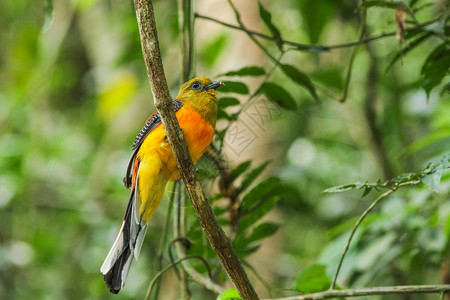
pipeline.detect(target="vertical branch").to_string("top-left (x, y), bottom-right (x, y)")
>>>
top-left (174, 182), bottom-right (190, 299)
top-left (151, 183), bottom-right (176, 300)
top-left (330, 188), bottom-right (394, 290)
top-left (176, 0), bottom-right (194, 297)
top-left (133, 1), bottom-right (259, 299)
top-left (178, 0), bottom-right (194, 82)
top-left (339, 9), bottom-right (366, 102)
top-left (329, 180), bottom-right (419, 290)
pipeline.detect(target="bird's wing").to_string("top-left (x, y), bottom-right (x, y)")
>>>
top-left (123, 99), bottom-right (183, 188)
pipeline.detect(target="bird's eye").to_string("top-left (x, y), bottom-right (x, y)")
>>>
top-left (191, 81), bottom-right (202, 90)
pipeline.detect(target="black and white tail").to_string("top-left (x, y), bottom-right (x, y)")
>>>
top-left (100, 184), bottom-right (147, 294)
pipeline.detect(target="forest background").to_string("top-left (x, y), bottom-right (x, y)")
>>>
top-left (0, 0), bottom-right (449, 299)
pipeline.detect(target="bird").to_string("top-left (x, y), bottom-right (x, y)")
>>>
top-left (100, 77), bottom-right (223, 294)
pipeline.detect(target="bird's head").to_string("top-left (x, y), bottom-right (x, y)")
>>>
top-left (176, 77), bottom-right (224, 104)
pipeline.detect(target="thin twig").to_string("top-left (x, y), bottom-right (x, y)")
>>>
top-left (195, 13), bottom-right (442, 52)
top-left (172, 176), bottom-right (225, 295)
top-left (242, 260), bottom-right (273, 298)
top-left (170, 237), bottom-right (215, 281)
top-left (174, 251), bottom-right (226, 295)
top-left (144, 255), bottom-right (217, 300)
top-left (330, 180), bottom-right (420, 289)
top-left (178, 0), bottom-right (194, 82)
top-left (195, 13), bottom-right (327, 52)
top-left (262, 284), bottom-right (450, 300)
top-left (174, 181), bottom-right (190, 298)
top-left (338, 9), bottom-right (366, 103)
top-left (151, 183), bottom-right (177, 300)
top-left (226, 0), bottom-right (280, 63)
top-left (133, 1), bottom-right (258, 298)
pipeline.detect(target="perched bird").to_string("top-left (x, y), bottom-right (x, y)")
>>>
top-left (100, 77), bottom-right (223, 294)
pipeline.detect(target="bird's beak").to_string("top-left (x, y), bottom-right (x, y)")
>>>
top-left (202, 81), bottom-right (225, 91)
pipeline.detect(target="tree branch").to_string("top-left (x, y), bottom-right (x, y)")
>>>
top-left (330, 179), bottom-right (420, 289)
top-left (263, 285), bottom-right (450, 300)
top-left (133, 1), bottom-right (258, 299)
top-left (151, 183), bottom-right (176, 300)
top-left (172, 236), bottom-right (226, 295)
top-left (338, 8), bottom-right (366, 103)
top-left (173, 183), bottom-right (190, 299)
top-left (178, 0), bottom-right (194, 82)
top-left (145, 255), bottom-right (216, 300)
top-left (227, 0), bottom-right (279, 63)
top-left (195, 13), bottom-right (442, 52)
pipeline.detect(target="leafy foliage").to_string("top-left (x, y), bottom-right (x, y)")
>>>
top-left (280, 64), bottom-right (319, 102)
top-left (421, 44), bottom-right (450, 97)
top-left (257, 82), bottom-right (297, 110)
top-left (258, 0), bottom-right (283, 50)
top-left (294, 264), bottom-right (332, 293)
top-left (217, 288), bottom-right (241, 300)
top-left (1, 0), bottom-right (448, 299)
top-left (220, 81), bottom-right (250, 94)
top-left (324, 153), bottom-right (450, 196)
top-left (219, 66), bottom-right (266, 77)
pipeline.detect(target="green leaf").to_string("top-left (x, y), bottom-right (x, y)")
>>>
top-left (440, 82), bottom-right (450, 96)
top-left (229, 160), bottom-right (252, 183)
top-left (386, 32), bottom-right (433, 71)
top-left (233, 222), bottom-right (279, 257)
top-left (403, 127), bottom-right (450, 155)
top-left (238, 177), bottom-right (282, 232)
top-left (360, 0), bottom-right (400, 9)
top-left (219, 97), bottom-right (241, 109)
top-left (412, 2), bottom-right (435, 13)
top-left (246, 222), bottom-right (280, 244)
top-left (237, 161), bottom-right (270, 194)
top-left (239, 197), bottom-right (280, 234)
top-left (240, 177), bottom-right (280, 212)
top-left (323, 184), bottom-right (357, 193)
top-left (220, 81), bottom-right (249, 94)
top-left (280, 64), bottom-right (319, 102)
top-left (237, 244), bottom-right (261, 256)
top-left (258, 1), bottom-right (283, 50)
top-left (294, 264), bottom-right (331, 293)
top-left (390, 172), bottom-right (421, 185)
top-left (200, 34), bottom-right (228, 66)
top-left (217, 288), bottom-right (241, 300)
top-left (218, 107), bottom-right (231, 120)
top-left (361, 186), bottom-right (372, 198)
top-left (257, 82), bottom-right (297, 110)
top-left (221, 66), bottom-right (265, 77)
top-left (297, 0), bottom-right (334, 44)
top-left (421, 44), bottom-right (450, 97)
top-left (441, 153), bottom-right (450, 169)
top-left (421, 164), bottom-right (444, 192)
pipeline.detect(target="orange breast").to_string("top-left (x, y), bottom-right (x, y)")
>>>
top-left (136, 105), bottom-right (215, 181)
top-left (165, 106), bottom-right (215, 179)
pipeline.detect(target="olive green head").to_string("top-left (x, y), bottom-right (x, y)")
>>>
top-left (176, 77), bottom-right (224, 126)
top-left (176, 77), bottom-right (224, 103)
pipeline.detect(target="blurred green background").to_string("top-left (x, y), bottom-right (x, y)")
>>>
top-left (0, 0), bottom-right (449, 299)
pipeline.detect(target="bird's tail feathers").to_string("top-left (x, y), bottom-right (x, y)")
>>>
top-left (100, 187), bottom-right (147, 294)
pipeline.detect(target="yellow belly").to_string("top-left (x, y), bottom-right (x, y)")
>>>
top-left (136, 106), bottom-right (215, 221)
